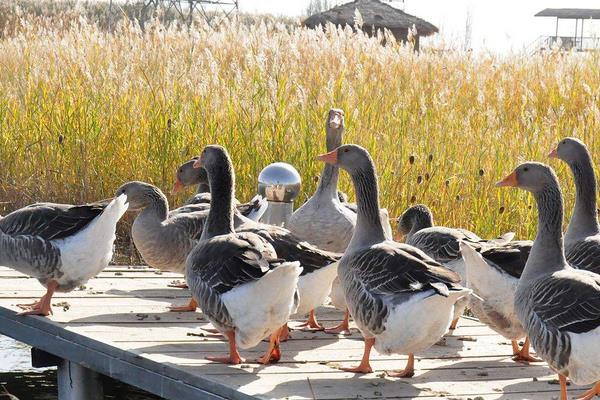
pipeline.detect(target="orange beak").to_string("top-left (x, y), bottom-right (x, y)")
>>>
top-left (193, 159), bottom-right (202, 169)
top-left (172, 178), bottom-right (184, 194)
top-left (548, 148), bottom-right (559, 158)
top-left (317, 149), bottom-right (338, 165)
top-left (496, 171), bottom-right (518, 187)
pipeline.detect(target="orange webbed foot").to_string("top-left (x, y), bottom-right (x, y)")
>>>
top-left (168, 280), bottom-right (189, 289)
top-left (168, 298), bottom-right (197, 312)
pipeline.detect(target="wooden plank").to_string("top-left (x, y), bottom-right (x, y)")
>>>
top-left (1, 267), bottom-right (593, 400)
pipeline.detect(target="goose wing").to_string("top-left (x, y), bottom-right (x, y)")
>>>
top-left (187, 232), bottom-right (276, 295)
top-left (566, 237), bottom-right (600, 275)
top-left (479, 240), bottom-right (531, 279)
top-left (408, 227), bottom-right (482, 263)
top-left (186, 232), bottom-right (277, 329)
top-left (345, 242), bottom-right (462, 335)
top-left (350, 242), bottom-right (461, 297)
top-left (0, 202), bottom-right (106, 240)
top-left (241, 224), bottom-right (341, 275)
top-left (528, 269), bottom-right (600, 335)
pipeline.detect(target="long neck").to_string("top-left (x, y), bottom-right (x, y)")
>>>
top-left (407, 211), bottom-right (434, 240)
top-left (202, 162), bottom-right (235, 239)
top-left (138, 189), bottom-right (169, 223)
top-left (197, 182), bottom-right (210, 194)
top-left (522, 184), bottom-right (568, 281)
top-left (315, 128), bottom-right (342, 199)
top-left (566, 154), bottom-right (600, 241)
top-left (347, 163), bottom-right (387, 249)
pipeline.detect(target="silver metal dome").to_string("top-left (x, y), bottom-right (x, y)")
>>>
top-left (258, 162), bottom-right (301, 203)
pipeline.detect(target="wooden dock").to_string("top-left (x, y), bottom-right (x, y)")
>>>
top-left (0, 265), bottom-right (590, 400)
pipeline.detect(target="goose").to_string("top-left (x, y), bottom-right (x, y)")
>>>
top-left (317, 144), bottom-right (471, 376)
top-left (497, 162), bottom-right (600, 400)
top-left (115, 181), bottom-right (210, 311)
top-left (0, 195), bottom-right (128, 316)
top-left (460, 240), bottom-right (542, 362)
top-left (170, 163), bottom-right (342, 331)
top-left (398, 204), bottom-right (514, 330)
top-left (186, 145), bottom-right (301, 365)
top-left (172, 157), bottom-right (267, 222)
top-left (549, 137), bottom-right (600, 274)
top-left (287, 109), bottom-right (392, 335)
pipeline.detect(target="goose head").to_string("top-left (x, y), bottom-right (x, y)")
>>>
top-left (115, 181), bottom-right (167, 211)
top-left (496, 162), bottom-right (559, 194)
top-left (172, 157), bottom-right (208, 193)
top-left (193, 145), bottom-right (232, 176)
top-left (397, 204), bottom-right (434, 236)
top-left (317, 143), bottom-right (372, 174)
top-left (326, 109), bottom-right (345, 149)
top-left (549, 137), bottom-right (588, 165)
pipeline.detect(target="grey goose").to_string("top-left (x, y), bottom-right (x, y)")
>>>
top-left (0, 195), bottom-right (128, 316)
top-left (550, 137), bottom-right (600, 274)
top-left (186, 145), bottom-right (301, 365)
top-left (398, 204), bottom-right (514, 330)
top-left (317, 144), bottom-right (470, 376)
top-left (498, 162), bottom-right (600, 400)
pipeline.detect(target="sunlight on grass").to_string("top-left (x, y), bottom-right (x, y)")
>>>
top-left (0, 15), bottom-right (599, 242)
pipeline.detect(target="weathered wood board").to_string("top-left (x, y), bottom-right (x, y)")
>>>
top-left (0, 266), bottom-right (591, 399)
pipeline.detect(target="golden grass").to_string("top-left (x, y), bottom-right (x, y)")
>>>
top-left (1, 15), bottom-right (599, 243)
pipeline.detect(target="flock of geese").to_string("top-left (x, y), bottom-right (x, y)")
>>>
top-left (1, 108), bottom-right (600, 399)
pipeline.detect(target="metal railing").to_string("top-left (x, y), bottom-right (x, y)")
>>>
top-left (532, 35), bottom-right (600, 52)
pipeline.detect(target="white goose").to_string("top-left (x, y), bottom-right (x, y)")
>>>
top-left (0, 195), bottom-right (128, 316)
top-left (185, 145), bottom-right (301, 364)
top-left (460, 240), bottom-right (541, 362)
top-left (287, 109), bottom-right (392, 335)
top-left (317, 144), bottom-right (470, 376)
top-left (398, 204), bottom-right (514, 330)
top-left (550, 137), bottom-right (600, 274)
top-left (498, 162), bottom-right (600, 400)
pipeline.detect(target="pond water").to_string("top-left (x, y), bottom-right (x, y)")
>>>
top-left (0, 335), bottom-right (162, 400)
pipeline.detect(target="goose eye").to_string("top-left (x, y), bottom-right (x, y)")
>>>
top-left (523, 167), bottom-right (529, 172)
top-left (343, 148), bottom-right (349, 153)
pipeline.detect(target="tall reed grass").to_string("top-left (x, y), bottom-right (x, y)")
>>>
top-left (0, 11), bottom-right (599, 250)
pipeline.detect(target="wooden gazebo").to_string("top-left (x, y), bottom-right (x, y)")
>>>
top-left (303, 0), bottom-right (438, 49)
top-left (534, 8), bottom-right (600, 51)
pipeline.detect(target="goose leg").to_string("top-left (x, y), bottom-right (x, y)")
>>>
top-left (168, 298), bottom-right (198, 312)
top-left (257, 327), bottom-right (282, 365)
top-left (206, 330), bottom-right (244, 364)
top-left (511, 340), bottom-right (520, 355)
top-left (512, 337), bottom-right (542, 363)
top-left (296, 310), bottom-right (324, 331)
top-left (449, 317), bottom-right (460, 331)
top-left (17, 280), bottom-right (58, 316)
top-left (324, 310), bottom-right (352, 335)
top-left (278, 324), bottom-right (291, 342)
top-left (577, 381), bottom-right (600, 400)
top-left (339, 337), bottom-right (374, 373)
top-left (560, 374), bottom-right (569, 400)
top-left (386, 353), bottom-right (415, 378)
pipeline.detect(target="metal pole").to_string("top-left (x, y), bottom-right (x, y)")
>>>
top-left (258, 162), bottom-right (301, 228)
top-left (57, 360), bottom-right (104, 400)
top-left (581, 19), bottom-right (585, 50)
top-left (574, 18), bottom-right (578, 50)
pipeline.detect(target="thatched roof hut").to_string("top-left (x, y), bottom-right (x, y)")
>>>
top-left (303, 0), bottom-right (438, 49)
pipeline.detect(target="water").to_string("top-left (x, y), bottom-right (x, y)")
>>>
top-left (0, 335), bottom-right (162, 400)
